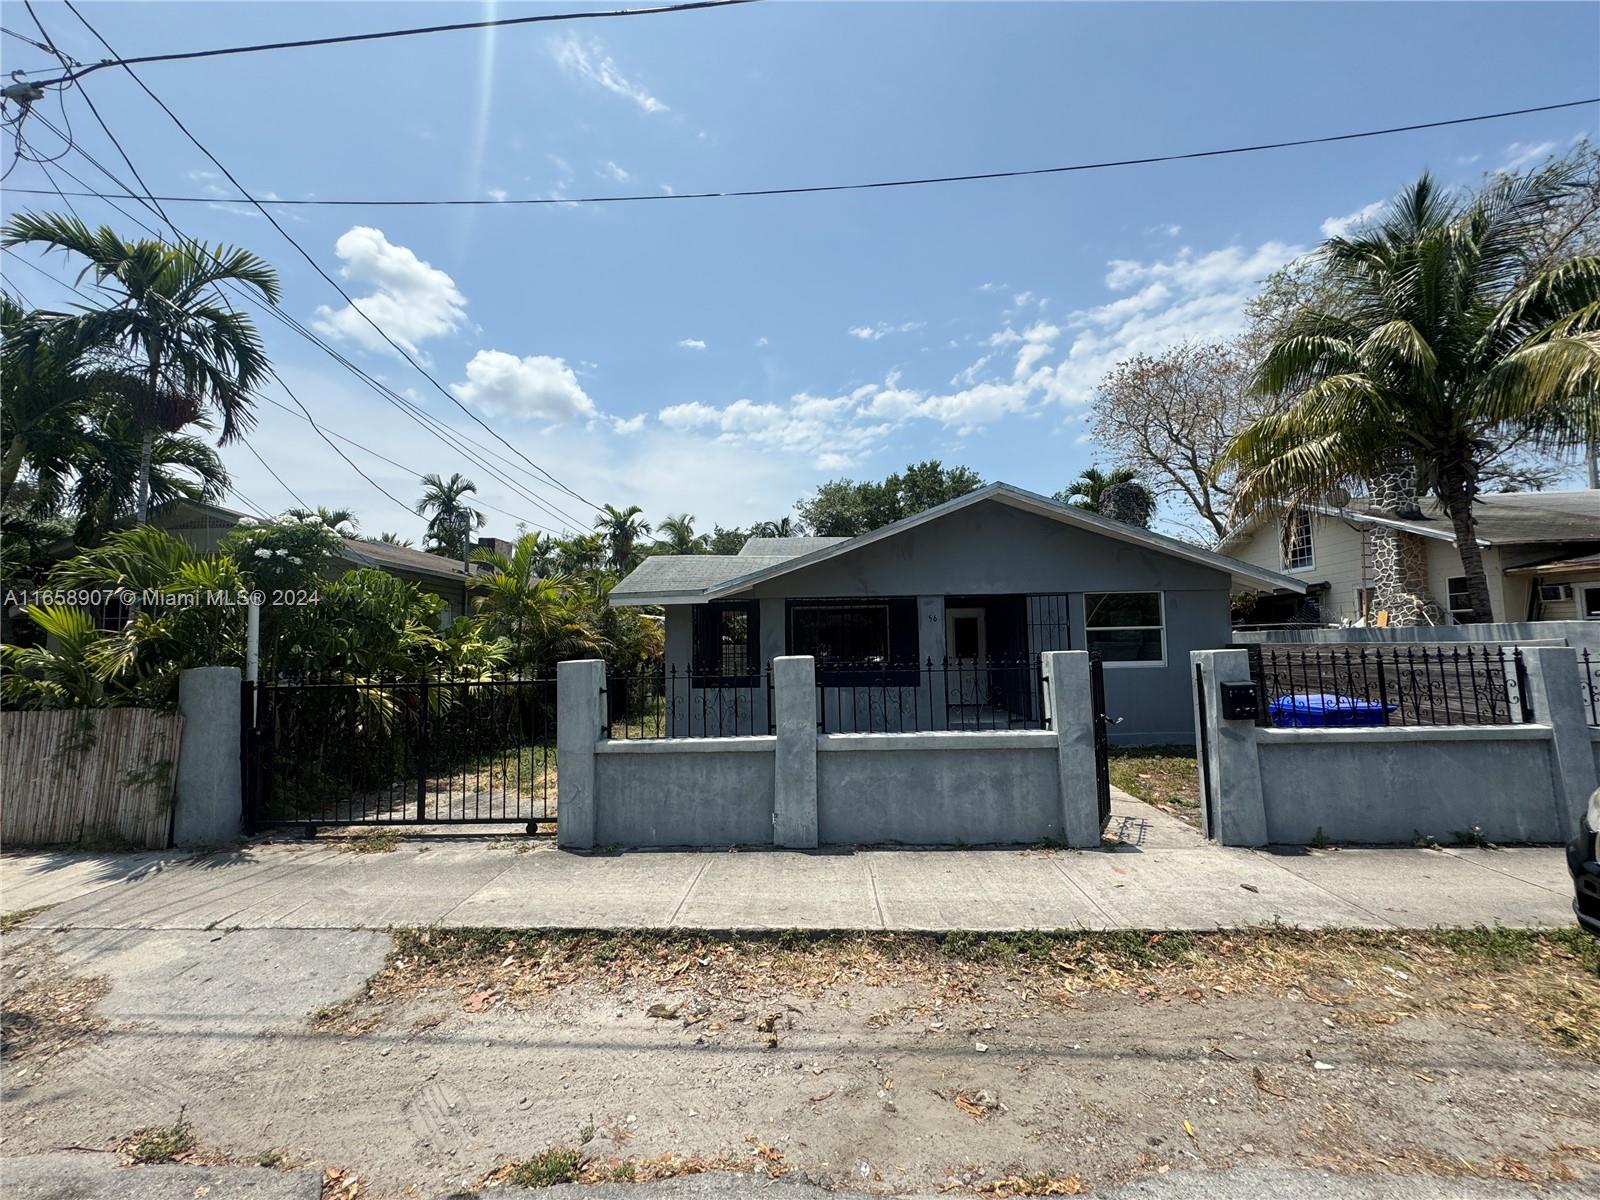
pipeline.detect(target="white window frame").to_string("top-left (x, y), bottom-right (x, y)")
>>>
top-left (1083, 590), bottom-right (1167, 669)
top-left (1282, 510), bottom-right (1315, 572)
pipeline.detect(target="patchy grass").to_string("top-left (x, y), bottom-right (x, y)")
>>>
top-left (506, 1147), bottom-right (582, 1187)
top-left (0, 905), bottom-right (51, 933)
top-left (345, 926), bottom-right (1600, 1063)
top-left (124, 1120), bottom-right (196, 1164)
top-left (1, 939), bottom-right (109, 1072)
top-left (337, 830), bottom-right (402, 855)
top-left (1107, 746), bottom-right (1199, 825)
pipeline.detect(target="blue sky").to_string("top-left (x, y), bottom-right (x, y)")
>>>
top-left (3, 1), bottom-right (1597, 544)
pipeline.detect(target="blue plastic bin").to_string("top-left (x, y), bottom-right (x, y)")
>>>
top-left (1267, 692), bottom-right (1393, 728)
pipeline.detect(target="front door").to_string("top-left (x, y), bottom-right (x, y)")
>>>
top-left (946, 607), bottom-right (988, 715)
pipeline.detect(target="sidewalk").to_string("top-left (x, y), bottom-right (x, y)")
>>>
top-left (2, 793), bottom-right (1576, 934)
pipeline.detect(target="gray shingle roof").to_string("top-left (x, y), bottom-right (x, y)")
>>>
top-left (1343, 491), bottom-right (1599, 545)
top-left (739, 536), bottom-right (849, 557)
top-left (339, 537), bottom-right (467, 579)
top-left (608, 554), bottom-right (792, 600)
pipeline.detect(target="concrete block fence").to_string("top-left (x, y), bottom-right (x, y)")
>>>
top-left (1193, 645), bottom-right (1599, 847)
top-left (557, 651), bottom-right (1104, 851)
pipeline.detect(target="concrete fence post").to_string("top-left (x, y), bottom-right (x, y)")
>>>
top-left (1191, 649), bottom-right (1268, 846)
top-left (557, 658), bottom-right (607, 850)
top-left (1042, 651), bottom-right (1101, 848)
top-left (772, 655), bottom-right (819, 849)
top-left (173, 665), bottom-right (242, 847)
top-left (1518, 646), bottom-right (1600, 831)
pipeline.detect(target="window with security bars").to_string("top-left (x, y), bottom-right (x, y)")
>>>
top-left (1283, 510), bottom-right (1315, 571)
top-left (691, 601), bottom-right (759, 682)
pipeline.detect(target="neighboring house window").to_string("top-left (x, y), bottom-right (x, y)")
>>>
top-left (691, 601), bottom-right (759, 682)
top-left (1446, 576), bottom-right (1475, 623)
top-left (1583, 584), bottom-right (1600, 621)
top-left (1084, 592), bottom-right (1165, 665)
top-left (787, 597), bottom-right (919, 682)
top-left (1283, 510), bottom-right (1314, 571)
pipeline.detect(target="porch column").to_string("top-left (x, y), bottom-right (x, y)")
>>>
top-left (772, 655), bottom-right (818, 848)
top-left (1042, 651), bottom-right (1102, 848)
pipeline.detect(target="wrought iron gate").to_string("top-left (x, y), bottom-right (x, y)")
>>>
top-left (1090, 655), bottom-right (1112, 832)
top-left (242, 673), bottom-right (557, 834)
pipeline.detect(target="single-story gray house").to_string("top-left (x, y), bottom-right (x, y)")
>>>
top-left (609, 483), bottom-right (1304, 743)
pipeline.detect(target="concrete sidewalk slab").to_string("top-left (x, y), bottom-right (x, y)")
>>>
top-left (1260, 846), bottom-right (1570, 928)
top-left (672, 852), bottom-right (882, 928)
top-left (1061, 845), bottom-right (1386, 929)
top-left (440, 849), bottom-right (700, 927)
top-left (2, 1153), bottom-right (322, 1199)
top-left (0, 850), bottom-right (191, 914)
top-left (866, 850), bottom-right (1107, 930)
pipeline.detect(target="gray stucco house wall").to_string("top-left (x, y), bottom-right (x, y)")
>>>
top-left (613, 484), bottom-right (1302, 745)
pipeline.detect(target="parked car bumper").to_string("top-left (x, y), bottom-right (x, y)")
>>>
top-left (1569, 814), bottom-right (1600, 936)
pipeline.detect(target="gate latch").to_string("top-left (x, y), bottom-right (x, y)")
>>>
top-left (1219, 682), bottom-right (1260, 721)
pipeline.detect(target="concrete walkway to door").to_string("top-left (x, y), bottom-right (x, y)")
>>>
top-left (2, 791), bottom-right (1575, 934)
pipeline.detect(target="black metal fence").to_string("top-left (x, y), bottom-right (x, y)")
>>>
top-left (1247, 644), bottom-right (1530, 728)
top-left (245, 671), bottom-right (557, 830)
top-left (1582, 647), bottom-right (1600, 726)
top-left (816, 657), bottom-right (1048, 733)
top-left (604, 663), bottom-right (770, 739)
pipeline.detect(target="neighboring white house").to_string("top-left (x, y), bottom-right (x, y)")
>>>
top-left (1220, 490), bottom-right (1600, 626)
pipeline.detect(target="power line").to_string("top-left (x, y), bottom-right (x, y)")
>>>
top-left (8, 96), bottom-right (1597, 209)
top-left (62, 0), bottom-right (607, 519)
top-left (12, 0), bottom-right (761, 87)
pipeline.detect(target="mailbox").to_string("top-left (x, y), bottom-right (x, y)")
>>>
top-left (1219, 681), bottom-right (1260, 721)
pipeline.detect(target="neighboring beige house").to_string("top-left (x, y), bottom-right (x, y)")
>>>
top-left (1220, 489), bottom-right (1600, 627)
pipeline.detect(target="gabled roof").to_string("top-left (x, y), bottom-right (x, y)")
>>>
top-left (739, 536), bottom-right (849, 557)
top-left (609, 483), bottom-right (1306, 605)
top-left (1220, 490), bottom-right (1600, 550)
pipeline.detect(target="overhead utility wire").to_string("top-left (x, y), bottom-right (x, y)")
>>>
top-left (12, 0), bottom-right (761, 87)
top-left (63, 0), bottom-right (606, 518)
top-left (10, 96), bottom-right (1597, 209)
top-left (30, 146), bottom-right (582, 535)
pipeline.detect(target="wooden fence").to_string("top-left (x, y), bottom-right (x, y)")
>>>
top-left (1, 708), bottom-right (183, 849)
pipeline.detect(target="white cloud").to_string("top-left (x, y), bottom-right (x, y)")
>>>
top-left (312, 227), bottom-right (467, 357)
top-left (678, 338), bottom-right (707, 350)
top-left (486, 186), bottom-right (509, 202)
top-left (599, 160), bottom-right (630, 182)
top-left (658, 401), bottom-right (720, 429)
top-left (610, 414), bottom-right (646, 435)
top-left (755, 336), bottom-right (769, 348)
top-left (1013, 291), bottom-right (1034, 308)
top-left (847, 320), bottom-right (924, 341)
top-left (450, 350), bottom-right (596, 422)
top-left (549, 35), bottom-right (667, 113)
top-left (1500, 140), bottom-right (1557, 172)
top-left (1147, 222), bottom-right (1182, 237)
top-left (1320, 200), bottom-right (1384, 239)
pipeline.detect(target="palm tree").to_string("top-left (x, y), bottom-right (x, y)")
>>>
top-left (65, 408), bottom-right (228, 542)
top-left (1054, 466), bottom-right (1140, 513)
top-left (658, 512), bottom-right (709, 554)
top-left (1223, 167), bottom-right (1600, 623)
top-left (2, 214), bottom-right (279, 523)
top-left (594, 503), bottom-right (651, 572)
top-left (749, 516), bottom-right (797, 538)
top-left (470, 533), bottom-right (604, 669)
top-left (290, 505), bottom-right (358, 534)
top-left (415, 472), bottom-right (484, 558)
top-left (373, 531), bottom-right (414, 548)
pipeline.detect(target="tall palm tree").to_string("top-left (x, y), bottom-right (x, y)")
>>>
top-left (658, 512), bottom-right (709, 554)
top-left (2, 214), bottom-right (279, 523)
top-left (1223, 167), bottom-right (1600, 623)
top-left (1054, 466), bottom-right (1140, 513)
top-left (594, 503), bottom-right (650, 572)
top-left (749, 516), bottom-right (797, 538)
top-left (415, 472), bottom-right (484, 557)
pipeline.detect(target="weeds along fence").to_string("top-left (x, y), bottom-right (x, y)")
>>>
top-left (1246, 643), bottom-right (1531, 728)
top-left (604, 663), bottom-right (769, 739)
top-left (249, 671), bottom-right (556, 827)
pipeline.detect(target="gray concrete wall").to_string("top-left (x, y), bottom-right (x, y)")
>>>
top-left (593, 739), bottom-right (775, 847)
top-left (172, 666), bottom-right (242, 848)
top-left (1193, 645), bottom-right (1600, 847)
top-left (1234, 620), bottom-right (1600, 654)
top-left (1256, 729), bottom-right (1562, 844)
top-left (816, 732), bottom-right (1059, 846)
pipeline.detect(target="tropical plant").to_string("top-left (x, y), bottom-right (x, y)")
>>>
top-left (657, 512), bottom-right (709, 555)
top-left (372, 531), bottom-right (414, 547)
top-left (471, 534), bottom-right (606, 670)
top-left (0, 605), bottom-right (123, 708)
top-left (748, 516), bottom-right (798, 538)
top-left (594, 503), bottom-right (651, 572)
top-left (1223, 166), bottom-right (1600, 622)
top-left (290, 505), bottom-right (358, 534)
top-left (1, 213), bottom-right (279, 523)
top-left (1055, 466), bottom-right (1141, 512)
top-left (415, 471), bottom-right (483, 558)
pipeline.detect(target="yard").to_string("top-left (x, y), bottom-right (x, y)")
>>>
top-left (1108, 746), bottom-right (1201, 828)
